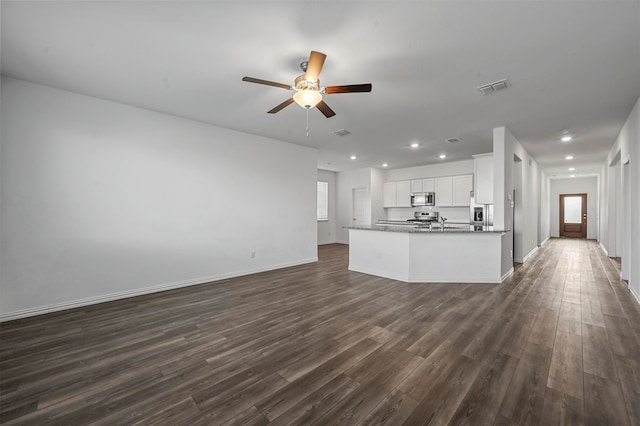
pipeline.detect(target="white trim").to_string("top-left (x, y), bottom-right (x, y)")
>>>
top-left (521, 246), bottom-right (539, 263)
top-left (540, 236), bottom-right (550, 246)
top-left (631, 287), bottom-right (640, 306)
top-left (599, 241), bottom-right (609, 256)
top-left (0, 257), bottom-right (317, 322)
top-left (501, 267), bottom-right (515, 281)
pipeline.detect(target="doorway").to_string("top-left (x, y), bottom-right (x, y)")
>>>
top-left (352, 187), bottom-right (368, 226)
top-left (559, 193), bottom-right (587, 238)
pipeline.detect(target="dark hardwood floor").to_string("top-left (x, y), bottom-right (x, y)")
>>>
top-left (1, 238), bottom-right (639, 425)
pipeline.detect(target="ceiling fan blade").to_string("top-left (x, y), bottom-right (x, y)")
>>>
top-left (242, 77), bottom-right (291, 90)
top-left (305, 51), bottom-right (326, 83)
top-left (316, 100), bottom-right (336, 118)
top-left (267, 98), bottom-right (295, 114)
top-left (324, 83), bottom-right (372, 94)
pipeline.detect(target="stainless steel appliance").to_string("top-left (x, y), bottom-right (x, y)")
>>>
top-left (411, 192), bottom-right (435, 207)
top-left (470, 191), bottom-right (493, 226)
top-left (410, 211), bottom-right (439, 222)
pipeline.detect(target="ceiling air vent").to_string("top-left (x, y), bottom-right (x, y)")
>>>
top-left (477, 79), bottom-right (509, 95)
top-left (446, 137), bottom-right (462, 144)
top-left (332, 129), bottom-right (350, 136)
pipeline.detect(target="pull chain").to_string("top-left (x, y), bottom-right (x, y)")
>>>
top-left (305, 107), bottom-right (310, 137)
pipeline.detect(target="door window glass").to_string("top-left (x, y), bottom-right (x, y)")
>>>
top-left (564, 196), bottom-right (582, 223)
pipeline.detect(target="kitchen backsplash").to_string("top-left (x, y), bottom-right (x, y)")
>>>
top-left (386, 206), bottom-right (471, 222)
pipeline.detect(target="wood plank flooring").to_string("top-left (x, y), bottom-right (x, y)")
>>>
top-left (1, 238), bottom-right (639, 425)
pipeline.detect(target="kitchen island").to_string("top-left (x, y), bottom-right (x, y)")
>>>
top-left (348, 224), bottom-right (512, 283)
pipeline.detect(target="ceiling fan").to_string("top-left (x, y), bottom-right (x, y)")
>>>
top-left (242, 51), bottom-right (372, 118)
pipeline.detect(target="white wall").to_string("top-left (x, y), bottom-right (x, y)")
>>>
top-left (1, 77), bottom-right (318, 319)
top-left (370, 168), bottom-right (386, 226)
top-left (317, 169), bottom-right (337, 245)
top-left (539, 171), bottom-right (551, 244)
top-left (493, 127), bottom-right (541, 269)
top-left (599, 95), bottom-right (639, 300)
top-left (549, 177), bottom-right (598, 239)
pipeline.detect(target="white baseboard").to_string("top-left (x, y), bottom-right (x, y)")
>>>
top-left (539, 236), bottom-right (550, 246)
top-left (521, 246), bottom-right (539, 263)
top-left (0, 257), bottom-right (318, 322)
top-left (501, 267), bottom-right (514, 281)
top-left (631, 287), bottom-right (640, 306)
top-left (599, 242), bottom-right (609, 256)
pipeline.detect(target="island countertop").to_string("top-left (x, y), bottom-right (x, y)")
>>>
top-left (347, 224), bottom-right (509, 234)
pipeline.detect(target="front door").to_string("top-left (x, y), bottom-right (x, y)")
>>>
top-left (559, 193), bottom-right (587, 238)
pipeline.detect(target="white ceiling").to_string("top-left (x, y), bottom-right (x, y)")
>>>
top-left (2, 1), bottom-right (639, 176)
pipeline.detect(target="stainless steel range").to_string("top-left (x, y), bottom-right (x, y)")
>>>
top-left (407, 211), bottom-right (439, 224)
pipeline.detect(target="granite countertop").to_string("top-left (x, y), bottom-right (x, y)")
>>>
top-left (348, 224), bottom-right (509, 234)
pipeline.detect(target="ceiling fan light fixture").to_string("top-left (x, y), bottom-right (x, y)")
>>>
top-left (293, 89), bottom-right (322, 109)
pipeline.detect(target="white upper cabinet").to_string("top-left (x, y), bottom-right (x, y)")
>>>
top-left (473, 153), bottom-right (494, 204)
top-left (383, 180), bottom-right (411, 207)
top-left (422, 178), bottom-right (435, 192)
top-left (410, 179), bottom-right (422, 193)
top-left (386, 175), bottom-right (468, 208)
top-left (396, 180), bottom-right (412, 207)
top-left (410, 178), bottom-right (435, 193)
top-left (434, 177), bottom-right (453, 206)
top-left (453, 174), bottom-right (473, 206)
top-left (383, 182), bottom-right (397, 207)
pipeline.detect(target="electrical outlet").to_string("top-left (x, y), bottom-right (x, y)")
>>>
top-left (250, 251), bottom-right (256, 259)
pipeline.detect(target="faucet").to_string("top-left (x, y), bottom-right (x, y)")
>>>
top-left (440, 216), bottom-right (447, 230)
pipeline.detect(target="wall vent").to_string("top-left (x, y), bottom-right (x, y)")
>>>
top-left (446, 137), bottom-right (462, 144)
top-left (477, 79), bottom-right (509, 95)
top-left (332, 129), bottom-right (350, 136)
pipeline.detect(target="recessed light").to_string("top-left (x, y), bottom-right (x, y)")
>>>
top-left (570, 175), bottom-right (575, 178)
top-left (350, 155), bottom-right (357, 160)
top-left (382, 163), bottom-right (388, 168)
top-left (565, 155), bottom-right (574, 160)
top-left (561, 136), bottom-right (572, 142)
top-left (410, 143), bottom-right (419, 148)
top-left (568, 167), bottom-right (575, 171)
top-left (439, 154), bottom-right (447, 159)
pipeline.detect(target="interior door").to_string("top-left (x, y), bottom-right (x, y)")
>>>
top-left (352, 187), bottom-right (368, 226)
top-left (559, 193), bottom-right (587, 238)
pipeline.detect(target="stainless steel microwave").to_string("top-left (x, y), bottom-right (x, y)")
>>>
top-left (411, 192), bottom-right (435, 207)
